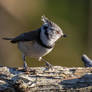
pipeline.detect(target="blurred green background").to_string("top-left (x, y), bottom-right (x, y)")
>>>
top-left (0, 0), bottom-right (92, 67)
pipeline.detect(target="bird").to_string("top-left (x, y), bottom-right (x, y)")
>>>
top-left (3, 16), bottom-right (67, 71)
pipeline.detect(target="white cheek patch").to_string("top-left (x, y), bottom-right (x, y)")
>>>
top-left (40, 25), bottom-right (63, 46)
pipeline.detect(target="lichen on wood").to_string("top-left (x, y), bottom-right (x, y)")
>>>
top-left (0, 66), bottom-right (92, 92)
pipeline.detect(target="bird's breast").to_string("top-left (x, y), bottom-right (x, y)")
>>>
top-left (18, 41), bottom-right (53, 58)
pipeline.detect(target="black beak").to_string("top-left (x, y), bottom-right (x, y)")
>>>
top-left (63, 34), bottom-right (67, 37)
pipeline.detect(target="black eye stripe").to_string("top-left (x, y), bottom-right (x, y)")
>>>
top-left (43, 26), bottom-right (49, 39)
top-left (45, 29), bottom-right (49, 39)
top-left (44, 26), bottom-right (48, 30)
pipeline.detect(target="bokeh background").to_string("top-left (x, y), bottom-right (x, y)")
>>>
top-left (0, 0), bottom-right (92, 67)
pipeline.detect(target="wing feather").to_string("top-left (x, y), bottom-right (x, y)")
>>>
top-left (11, 28), bottom-right (40, 43)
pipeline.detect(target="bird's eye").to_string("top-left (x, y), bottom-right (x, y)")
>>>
top-left (56, 31), bottom-right (60, 34)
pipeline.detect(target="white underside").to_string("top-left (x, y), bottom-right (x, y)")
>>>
top-left (18, 41), bottom-right (53, 59)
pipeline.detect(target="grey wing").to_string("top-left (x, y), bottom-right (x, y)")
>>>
top-left (11, 29), bottom-right (40, 43)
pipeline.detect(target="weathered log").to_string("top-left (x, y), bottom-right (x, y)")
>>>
top-left (0, 66), bottom-right (92, 92)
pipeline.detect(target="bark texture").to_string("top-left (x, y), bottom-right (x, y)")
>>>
top-left (0, 66), bottom-right (92, 92)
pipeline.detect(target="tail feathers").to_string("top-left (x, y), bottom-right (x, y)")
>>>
top-left (2, 37), bottom-right (13, 40)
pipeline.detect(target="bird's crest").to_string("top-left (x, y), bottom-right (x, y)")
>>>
top-left (41, 15), bottom-right (49, 24)
top-left (41, 15), bottom-right (54, 27)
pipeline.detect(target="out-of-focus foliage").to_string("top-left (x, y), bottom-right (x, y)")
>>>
top-left (0, 0), bottom-right (91, 67)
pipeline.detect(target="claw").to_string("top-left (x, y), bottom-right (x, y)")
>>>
top-left (41, 58), bottom-right (53, 71)
top-left (45, 62), bottom-right (53, 69)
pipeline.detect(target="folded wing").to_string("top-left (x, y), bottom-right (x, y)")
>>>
top-left (11, 29), bottom-right (40, 43)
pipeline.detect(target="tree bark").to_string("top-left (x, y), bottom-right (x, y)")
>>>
top-left (0, 66), bottom-right (92, 92)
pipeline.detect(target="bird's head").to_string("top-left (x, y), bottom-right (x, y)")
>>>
top-left (41, 16), bottom-right (66, 43)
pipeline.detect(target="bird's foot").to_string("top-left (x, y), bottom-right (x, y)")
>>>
top-left (23, 66), bottom-right (30, 72)
top-left (41, 58), bottom-right (53, 71)
top-left (23, 66), bottom-right (36, 74)
top-left (23, 62), bottom-right (31, 72)
top-left (44, 62), bottom-right (53, 71)
top-left (20, 63), bottom-right (36, 74)
top-left (45, 61), bottom-right (53, 69)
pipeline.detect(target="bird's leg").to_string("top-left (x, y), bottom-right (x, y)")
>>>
top-left (22, 54), bottom-right (36, 74)
top-left (41, 58), bottom-right (53, 70)
top-left (22, 54), bottom-right (28, 70)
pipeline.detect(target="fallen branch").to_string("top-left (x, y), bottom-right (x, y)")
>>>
top-left (82, 54), bottom-right (92, 67)
top-left (0, 66), bottom-right (92, 92)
